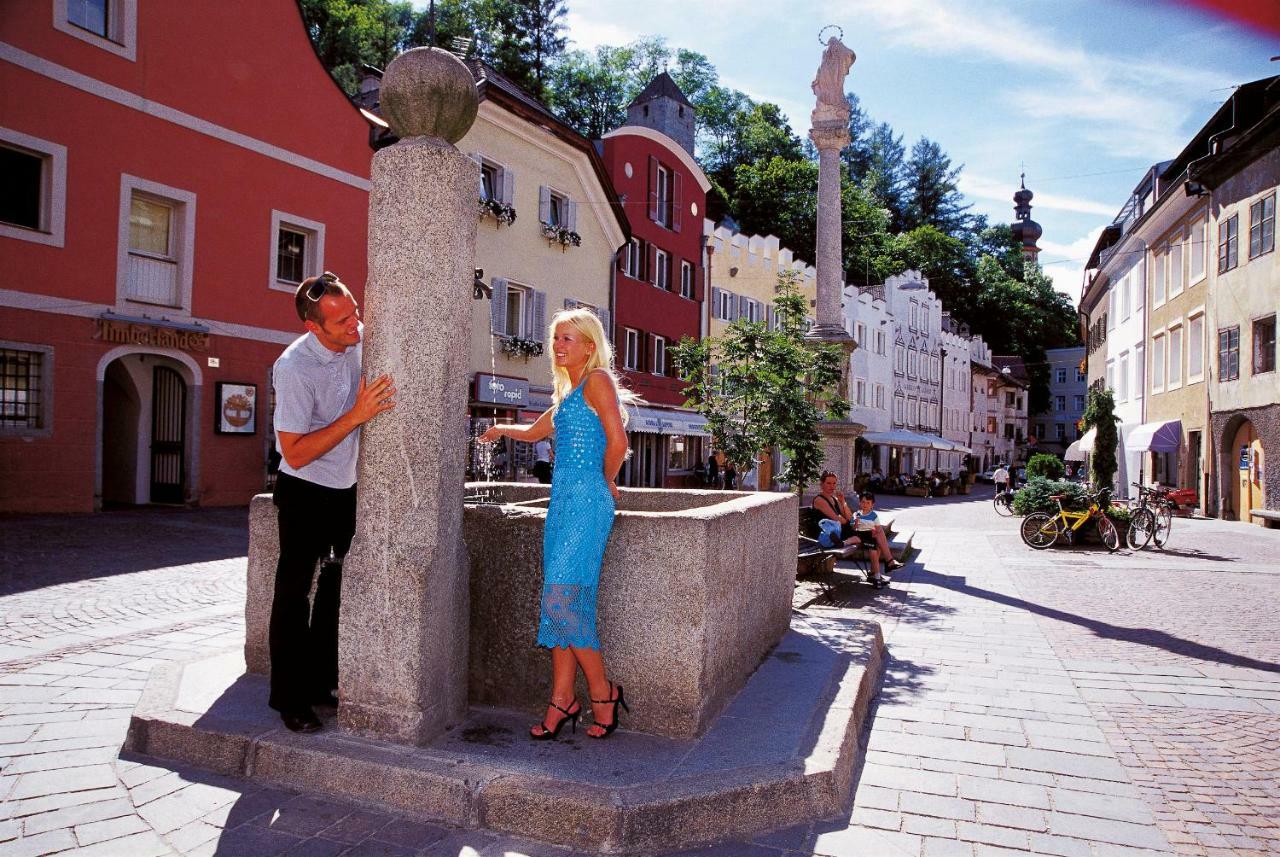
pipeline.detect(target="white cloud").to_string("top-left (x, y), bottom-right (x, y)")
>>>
top-left (562, 10), bottom-right (632, 53)
top-left (827, 0), bottom-right (1230, 160)
top-left (1039, 226), bottom-right (1106, 303)
top-left (960, 173), bottom-right (1117, 217)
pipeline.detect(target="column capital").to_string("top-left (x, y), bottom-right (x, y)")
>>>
top-left (809, 120), bottom-right (851, 152)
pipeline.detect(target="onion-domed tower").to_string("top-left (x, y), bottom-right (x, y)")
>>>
top-left (1010, 173), bottom-right (1042, 264)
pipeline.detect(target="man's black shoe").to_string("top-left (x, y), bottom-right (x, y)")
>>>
top-left (281, 708), bottom-right (322, 733)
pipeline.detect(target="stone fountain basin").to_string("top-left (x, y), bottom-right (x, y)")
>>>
top-left (245, 484), bottom-right (797, 739)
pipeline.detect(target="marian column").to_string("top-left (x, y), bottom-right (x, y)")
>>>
top-left (806, 34), bottom-right (864, 488)
top-left (337, 48), bottom-right (479, 745)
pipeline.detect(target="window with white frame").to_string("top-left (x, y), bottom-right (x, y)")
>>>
top-left (625, 237), bottom-right (644, 279)
top-left (653, 248), bottom-right (671, 289)
top-left (651, 334), bottom-right (666, 375)
top-left (1074, 394), bottom-right (1085, 410)
top-left (909, 301), bottom-right (918, 330)
top-left (0, 344), bottom-right (53, 435)
top-left (1056, 368), bottom-right (1067, 384)
top-left (0, 128), bottom-right (67, 247)
top-left (1055, 395), bottom-right (1066, 412)
top-left (875, 384), bottom-right (884, 409)
top-left (907, 347), bottom-right (918, 378)
top-left (1105, 359), bottom-right (1115, 393)
top-left (1151, 334), bottom-right (1165, 390)
top-left (1076, 368), bottom-right (1086, 383)
top-left (908, 397), bottom-right (919, 427)
top-left (1153, 249), bottom-right (1166, 305)
top-left (680, 260), bottom-right (693, 298)
top-left (54, 0), bottom-right (137, 60)
top-left (1055, 423), bottom-right (1066, 441)
top-left (1169, 324), bottom-right (1184, 387)
top-left (1218, 214), bottom-right (1239, 273)
top-left (716, 289), bottom-right (734, 320)
top-left (1119, 271), bottom-right (1130, 320)
top-left (855, 379), bottom-right (866, 405)
top-left (854, 322), bottom-right (866, 346)
top-left (269, 211), bottom-right (325, 292)
top-left (1189, 219), bottom-right (1206, 283)
top-left (894, 393), bottom-right (904, 423)
top-left (539, 186), bottom-right (575, 231)
top-left (623, 328), bottom-right (640, 370)
top-left (655, 163), bottom-right (673, 228)
top-left (1188, 313), bottom-right (1204, 381)
top-left (1118, 352), bottom-right (1129, 402)
top-left (1169, 236), bottom-right (1184, 298)
top-left (504, 284), bottom-right (529, 338)
top-left (1107, 290), bottom-right (1116, 328)
top-left (118, 176), bottom-right (196, 312)
top-left (894, 344), bottom-right (905, 375)
top-left (875, 330), bottom-right (886, 354)
top-left (1250, 193), bottom-right (1275, 259)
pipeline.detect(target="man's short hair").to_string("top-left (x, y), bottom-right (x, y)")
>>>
top-left (295, 272), bottom-right (352, 324)
top-left (859, 491), bottom-right (875, 502)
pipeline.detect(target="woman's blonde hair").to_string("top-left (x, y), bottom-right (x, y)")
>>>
top-left (547, 308), bottom-right (639, 423)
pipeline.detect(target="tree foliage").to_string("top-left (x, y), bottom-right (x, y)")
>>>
top-left (1082, 388), bottom-right (1119, 492)
top-left (1025, 452), bottom-right (1065, 482)
top-left (670, 271), bottom-right (848, 494)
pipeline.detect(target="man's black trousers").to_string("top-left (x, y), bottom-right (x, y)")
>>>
top-left (268, 472), bottom-right (356, 713)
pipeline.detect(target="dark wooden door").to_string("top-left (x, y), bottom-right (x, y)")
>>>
top-left (150, 366), bottom-right (186, 504)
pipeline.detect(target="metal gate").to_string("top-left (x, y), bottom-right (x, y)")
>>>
top-left (150, 366), bottom-right (186, 504)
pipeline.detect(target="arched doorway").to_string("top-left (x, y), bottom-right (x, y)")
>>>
top-left (1229, 419), bottom-right (1265, 523)
top-left (98, 351), bottom-right (197, 506)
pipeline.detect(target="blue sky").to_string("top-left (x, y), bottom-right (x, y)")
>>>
top-left (419, 1), bottom-right (1275, 300)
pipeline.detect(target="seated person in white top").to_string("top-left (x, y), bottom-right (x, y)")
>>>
top-left (852, 492), bottom-right (902, 572)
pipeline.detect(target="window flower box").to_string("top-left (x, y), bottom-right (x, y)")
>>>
top-left (541, 222), bottom-right (581, 250)
top-left (478, 197), bottom-right (517, 226)
top-left (499, 335), bottom-right (544, 361)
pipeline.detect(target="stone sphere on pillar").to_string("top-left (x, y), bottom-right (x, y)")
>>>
top-left (379, 47), bottom-right (479, 143)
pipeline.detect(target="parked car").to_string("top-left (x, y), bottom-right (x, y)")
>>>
top-left (977, 468), bottom-right (997, 483)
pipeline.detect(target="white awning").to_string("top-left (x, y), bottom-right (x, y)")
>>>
top-left (626, 406), bottom-right (709, 437)
top-left (1065, 427), bottom-right (1097, 461)
top-left (862, 429), bottom-right (951, 450)
top-left (1124, 419), bottom-right (1183, 453)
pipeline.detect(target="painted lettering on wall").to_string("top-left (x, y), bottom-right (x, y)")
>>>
top-left (93, 318), bottom-right (210, 352)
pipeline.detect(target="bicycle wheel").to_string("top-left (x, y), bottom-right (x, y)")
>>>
top-left (1020, 513), bottom-right (1060, 549)
top-left (1096, 515), bottom-right (1120, 552)
top-left (1152, 503), bottom-right (1172, 548)
top-left (1126, 508), bottom-right (1155, 550)
top-left (994, 491), bottom-right (1015, 517)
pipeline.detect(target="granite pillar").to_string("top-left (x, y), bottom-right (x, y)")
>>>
top-left (336, 47), bottom-right (480, 745)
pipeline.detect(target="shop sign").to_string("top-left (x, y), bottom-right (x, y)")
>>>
top-left (93, 318), bottom-right (209, 352)
top-left (476, 373), bottom-right (528, 406)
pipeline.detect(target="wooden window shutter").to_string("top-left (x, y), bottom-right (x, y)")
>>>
top-left (648, 155), bottom-right (659, 222)
top-left (539, 186), bottom-right (551, 223)
top-left (671, 171), bottom-right (683, 232)
top-left (766, 306), bottom-right (775, 329)
top-left (490, 278), bottom-right (508, 334)
top-left (529, 289), bottom-right (546, 341)
top-left (710, 286), bottom-right (722, 319)
top-left (500, 166), bottom-right (515, 205)
top-left (566, 200), bottom-right (578, 233)
top-left (737, 294), bottom-right (748, 321)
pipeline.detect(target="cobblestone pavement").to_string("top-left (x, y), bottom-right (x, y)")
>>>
top-left (2, 495), bottom-right (1278, 856)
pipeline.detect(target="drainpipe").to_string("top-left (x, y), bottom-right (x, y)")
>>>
top-left (702, 241), bottom-right (713, 341)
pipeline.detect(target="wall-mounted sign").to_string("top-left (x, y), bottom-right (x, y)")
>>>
top-left (215, 382), bottom-right (257, 435)
top-left (93, 317), bottom-right (210, 352)
top-left (1240, 444), bottom-right (1251, 471)
top-left (475, 373), bottom-right (529, 407)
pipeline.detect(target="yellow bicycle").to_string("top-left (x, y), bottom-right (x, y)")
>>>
top-left (1019, 488), bottom-right (1120, 552)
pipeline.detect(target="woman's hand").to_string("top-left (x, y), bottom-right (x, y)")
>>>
top-left (477, 425), bottom-right (502, 443)
top-left (607, 480), bottom-right (620, 501)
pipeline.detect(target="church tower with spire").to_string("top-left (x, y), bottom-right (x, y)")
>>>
top-left (624, 72), bottom-right (696, 156)
top-left (1010, 173), bottom-right (1043, 265)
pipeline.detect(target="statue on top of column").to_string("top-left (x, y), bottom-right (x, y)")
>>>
top-left (810, 36), bottom-right (856, 126)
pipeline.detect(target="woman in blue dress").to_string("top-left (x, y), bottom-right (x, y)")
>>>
top-left (479, 308), bottom-right (634, 740)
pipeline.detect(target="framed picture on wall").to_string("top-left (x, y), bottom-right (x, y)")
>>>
top-left (216, 382), bottom-right (257, 435)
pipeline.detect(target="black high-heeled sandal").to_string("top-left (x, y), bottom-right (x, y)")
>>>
top-left (530, 699), bottom-right (580, 741)
top-left (588, 683), bottom-right (629, 739)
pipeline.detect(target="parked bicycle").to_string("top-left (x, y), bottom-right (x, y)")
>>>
top-left (1020, 488), bottom-right (1120, 552)
top-left (1126, 483), bottom-right (1174, 550)
top-left (993, 486), bottom-right (1016, 517)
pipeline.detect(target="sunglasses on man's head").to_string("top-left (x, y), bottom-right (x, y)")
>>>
top-left (305, 271), bottom-right (340, 302)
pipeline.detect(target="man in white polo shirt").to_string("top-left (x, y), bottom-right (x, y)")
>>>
top-left (269, 272), bottom-right (394, 733)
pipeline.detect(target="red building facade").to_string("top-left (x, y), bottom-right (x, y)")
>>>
top-left (600, 75), bottom-right (713, 487)
top-left (0, 1), bottom-right (373, 512)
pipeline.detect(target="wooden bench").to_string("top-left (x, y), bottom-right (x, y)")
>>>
top-left (797, 507), bottom-right (914, 577)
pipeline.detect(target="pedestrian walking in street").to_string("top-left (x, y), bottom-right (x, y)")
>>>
top-left (993, 462), bottom-right (1010, 496)
top-left (480, 308), bottom-right (634, 740)
top-left (269, 272), bottom-right (395, 734)
top-left (532, 437), bottom-right (553, 484)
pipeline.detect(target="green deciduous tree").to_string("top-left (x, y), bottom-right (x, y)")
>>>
top-left (1082, 388), bottom-right (1119, 493)
top-left (300, 0), bottom-right (417, 94)
top-left (670, 271), bottom-right (848, 494)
